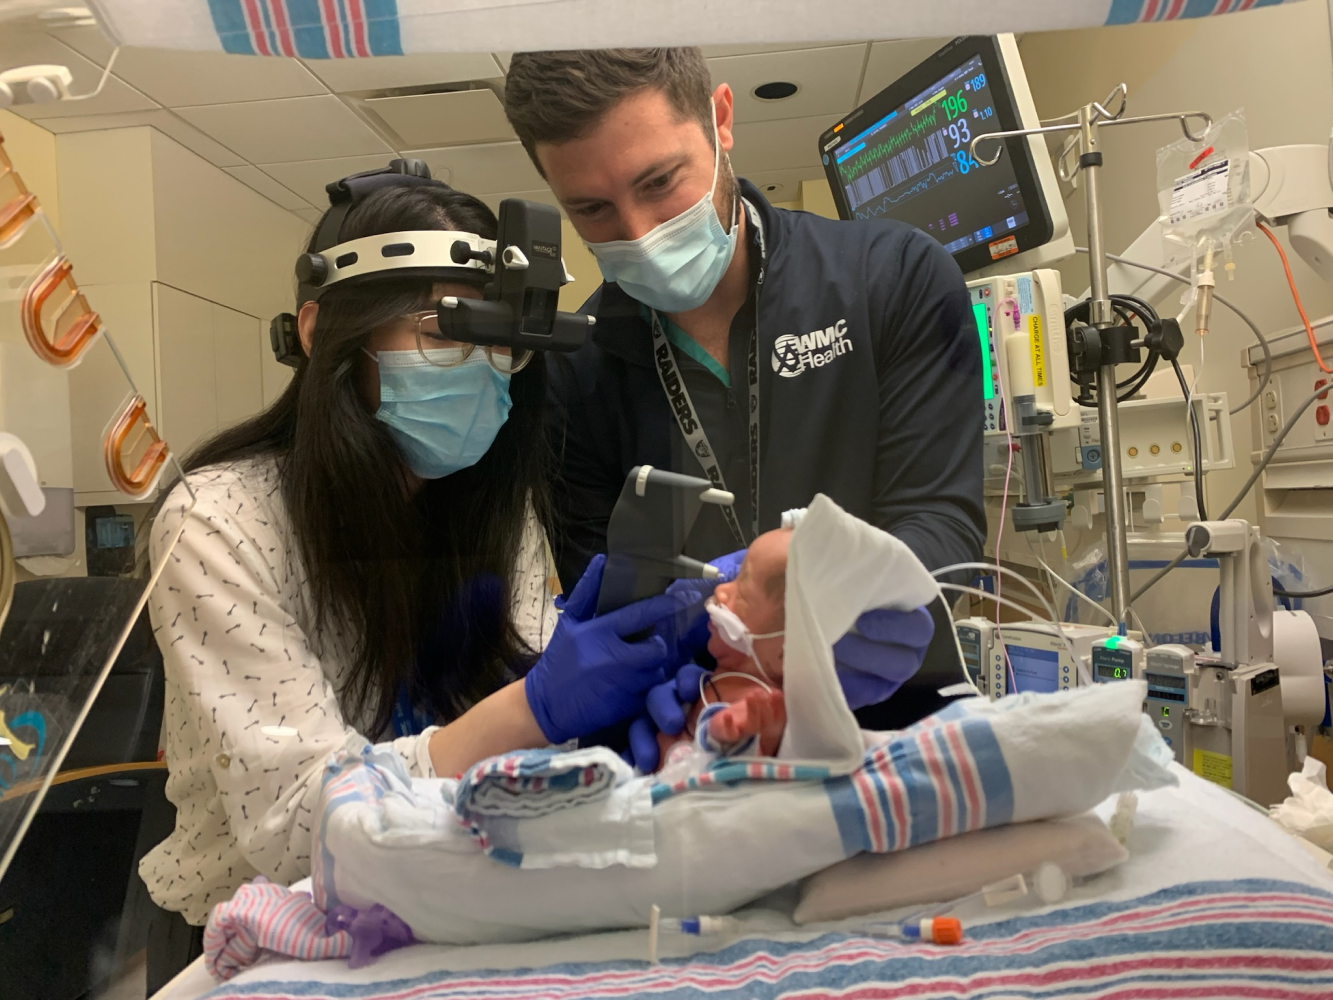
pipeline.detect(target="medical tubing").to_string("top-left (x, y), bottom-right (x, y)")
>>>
top-left (991, 301), bottom-right (1018, 694)
top-left (1171, 357), bottom-right (1208, 520)
top-left (1221, 381), bottom-right (1329, 520)
top-left (1029, 548), bottom-right (1117, 626)
top-left (1274, 582), bottom-right (1333, 599)
top-left (1130, 549), bottom-right (1190, 604)
top-left (933, 562), bottom-right (1066, 634)
top-left (1256, 221), bottom-right (1332, 374)
top-left (1074, 246), bottom-right (1273, 414)
top-left (1128, 608), bottom-right (1155, 648)
top-left (936, 583), bottom-right (1088, 683)
top-left (1131, 381), bottom-right (1332, 602)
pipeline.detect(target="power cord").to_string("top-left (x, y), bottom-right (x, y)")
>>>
top-left (1063, 293), bottom-right (1167, 406)
top-left (1074, 247), bottom-right (1273, 415)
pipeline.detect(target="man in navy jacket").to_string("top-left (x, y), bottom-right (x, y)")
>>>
top-left (504, 48), bottom-right (985, 735)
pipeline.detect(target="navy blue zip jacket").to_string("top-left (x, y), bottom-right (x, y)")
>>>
top-left (547, 180), bottom-right (986, 726)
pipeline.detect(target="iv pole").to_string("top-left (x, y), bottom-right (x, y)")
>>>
top-left (970, 88), bottom-right (1211, 625)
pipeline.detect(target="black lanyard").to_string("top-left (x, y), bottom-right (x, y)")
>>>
top-left (649, 199), bottom-right (766, 548)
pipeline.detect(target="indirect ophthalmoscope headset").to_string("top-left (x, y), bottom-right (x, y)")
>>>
top-left (269, 157), bottom-right (593, 367)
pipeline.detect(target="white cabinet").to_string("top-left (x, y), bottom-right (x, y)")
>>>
top-left (156, 283), bottom-right (218, 459)
top-left (213, 302), bottom-right (263, 428)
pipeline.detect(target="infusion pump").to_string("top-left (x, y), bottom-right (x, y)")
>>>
top-left (955, 618), bottom-right (1134, 698)
top-left (954, 619), bottom-right (1291, 805)
top-left (967, 269), bottom-right (1078, 438)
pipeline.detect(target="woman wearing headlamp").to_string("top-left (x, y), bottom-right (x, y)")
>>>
top-left (140, 178), bottom-right (691, 989)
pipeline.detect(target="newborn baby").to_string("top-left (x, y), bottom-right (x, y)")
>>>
top-left (656, 528), bottom-right (792, 771)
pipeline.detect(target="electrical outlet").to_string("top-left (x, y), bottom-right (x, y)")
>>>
top-left (1316, 404), bottom-right (1333, 442)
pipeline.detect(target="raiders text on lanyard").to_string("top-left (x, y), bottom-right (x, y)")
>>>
top-left (654, 340), bottom-right (698, 435)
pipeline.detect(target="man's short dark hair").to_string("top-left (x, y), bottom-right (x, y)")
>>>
top-left (504, 48), bottom-right (715, 171)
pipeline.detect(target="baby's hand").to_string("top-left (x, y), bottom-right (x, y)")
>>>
top-left (708, 689), bottom-right (787, 757)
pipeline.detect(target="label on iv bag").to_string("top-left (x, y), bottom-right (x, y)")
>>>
top-left (1169, 159), bottom-right (1230, 225)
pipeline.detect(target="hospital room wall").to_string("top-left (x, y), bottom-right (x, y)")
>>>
top-left (1020, 4), bottom-right (1333, 522)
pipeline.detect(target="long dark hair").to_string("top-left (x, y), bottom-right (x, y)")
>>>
top-left (180, 184), bottom-right (551, 735)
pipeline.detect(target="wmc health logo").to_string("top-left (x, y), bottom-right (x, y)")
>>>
top-left (771, 319), bottom-right (853, 378)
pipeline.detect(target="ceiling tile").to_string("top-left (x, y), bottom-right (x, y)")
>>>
top-left (858, 38), bottom-right (952, 105)
top-left (45, 25), bottom-right (118, 66)
top-left (177, 95), bottom-right (392, 163)
top-left (302, 52), bottom-right (502, 93)
top-left (224, 165), bottom-right (313, 211)
top-left (363, 89), bottom-right (513, 148)
top-left (709, 44), bottom-right (866, 125)
top-left (2, 32), bottom-right (158, 118)
top-left (404, 142), bottom-right (543, 195)
top-left (110, 50), bottom-right (327, 108)
top-left (29, 109), bottom-right (247, 167)
top-left (703, 41), bottom-right (859, 58)
top-left (730, 114), bottom-right (842, 174)
top-left (743, 166), bottom-right (827, 206)
top-left (258, 154), bottom-right (391, 206)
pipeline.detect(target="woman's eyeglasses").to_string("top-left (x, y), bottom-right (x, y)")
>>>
top-left (399, 310), bottom-right (533, 374)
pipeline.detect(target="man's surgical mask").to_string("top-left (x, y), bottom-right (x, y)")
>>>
top-left (367, 347), bottom-right (512, 480)
top-left (706, 597), bottom-right (782, 681)
top-left (584, 114), bottom-right (739, 314)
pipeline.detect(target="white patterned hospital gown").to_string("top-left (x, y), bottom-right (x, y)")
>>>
top-left (138, 458), bottom-right (557, 925)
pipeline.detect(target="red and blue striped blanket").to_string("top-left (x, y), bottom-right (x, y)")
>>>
top-left (199, 877), bottom-right (1333, 999)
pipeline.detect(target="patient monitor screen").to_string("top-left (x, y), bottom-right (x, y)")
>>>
top-left (829, 54), bottom-right (1026, 252)
top-left (826, 52), bottom-right (1023, 252)
top-left (819, 36), bottom-right (1056, 275)
top-left (1007, 644), bottom-right (1060, 693)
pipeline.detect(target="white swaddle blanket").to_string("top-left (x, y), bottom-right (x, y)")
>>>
top-left (778, 493), bottom-right (948, 768)
top-left (312, 496), bottom-right (1175, 945)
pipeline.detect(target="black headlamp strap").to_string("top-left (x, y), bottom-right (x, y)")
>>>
top-left (299, 163), bottom-right (443, 306)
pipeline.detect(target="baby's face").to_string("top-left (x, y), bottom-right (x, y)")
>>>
top-left (707, 528), bottom-right (789, 682)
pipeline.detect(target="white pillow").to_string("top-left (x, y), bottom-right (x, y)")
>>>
top-left (794, 813), bottom-right (1127, 925)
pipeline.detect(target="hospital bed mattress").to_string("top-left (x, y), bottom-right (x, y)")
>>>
top-left (158, 765), bottom-right (1333, 1000)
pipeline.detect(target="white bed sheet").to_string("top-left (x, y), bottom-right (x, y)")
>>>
top-left (154, 765), bottom-right (1333, 1000)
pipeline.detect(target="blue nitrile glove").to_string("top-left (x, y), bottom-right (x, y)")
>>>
top-left (525, 554), bottom-right (691, 745)
top-left (625, 663), bottom-right (711, 772)
top-left (661, 548), bottom-right (747, 665)
top-left (833, 606), bottom-right (936, 710)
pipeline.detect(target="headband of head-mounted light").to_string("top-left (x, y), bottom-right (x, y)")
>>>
top-left (271, 157), bottom-right (591, 368)
top-left (294, 158), bottom-right (496, 307)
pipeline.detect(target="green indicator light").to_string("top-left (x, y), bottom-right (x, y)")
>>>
top-left (1105, 636), bottom-right (1121, 650)
top-left (973, 302), bottom-right (993, 401)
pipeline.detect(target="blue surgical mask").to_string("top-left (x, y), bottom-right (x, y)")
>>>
top-left (368, 348), bottom-right (512, 479)
top-left (585, 115), bottom-right (739, 314)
